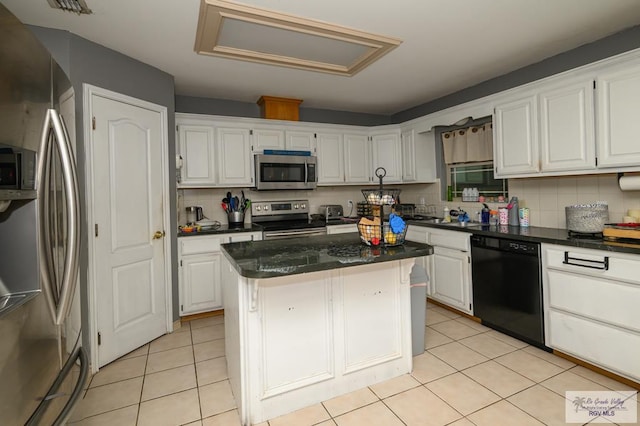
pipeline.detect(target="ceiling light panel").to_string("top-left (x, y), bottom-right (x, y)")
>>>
top-left (194, 0), bottom-right (402, 76)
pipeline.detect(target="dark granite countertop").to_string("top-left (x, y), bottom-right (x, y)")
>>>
top-left (178, 223), bottom-right (263, 237)
top-left (220, 233), bottom-right (434, 278)
top-left (407, 220), bottom-right (640, 255)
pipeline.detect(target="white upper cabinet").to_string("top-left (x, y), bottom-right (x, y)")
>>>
top-left (252, 128), bottom-right (285, 152)
top-left (344, 133), bottom-right (370, 183)
top-left (596, 61), bottom-right (640, 168)
top-left (286, 130), bottom-right (316, 152)
top-left (177, 124), bottom-right (216, 186)
top-left (371, 131), bottom-right (402, 182)
top-left (493, 94), bottom-right (539, 177)
top-left (401, 129), bottom-right (416, 182)
top-left (539, 79), bottom-right (595, 172)
top-left (217, 127), bottom-right (253, 186)
top-left (316, 132), bottom-right (345, 184)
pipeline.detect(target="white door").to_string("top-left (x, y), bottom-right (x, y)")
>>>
top-left (90, 93), bottom-right (168, 367)
top-left (401, 129), bottom-right (416, 182)
top-left (431, 246), bottom-right (471, 313)
top-left (316, 132), bottom-right (344, 184)
top-left (286, 130), bottom-right (316, 152)
top-left (217, 127), bottom-right (252, 186)
top-left (344, 133), bottom-right (370, 183)
top-left (371, 132), bottom-right (401, 182)
top-left (177, 124), bottom-right (216, 186)
top-left (493, 95), bottom-right (539, 176)
top-left (252, 128), bottom-right (285, 152)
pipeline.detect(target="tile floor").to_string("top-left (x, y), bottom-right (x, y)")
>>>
top-left (68, 303), bottom-right (639, 426)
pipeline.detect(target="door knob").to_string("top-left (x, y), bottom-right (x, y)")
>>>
top-left (153, 230), bottom-right (165, 240)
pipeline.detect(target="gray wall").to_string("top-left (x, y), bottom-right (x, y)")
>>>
top-left (176, 95), bottom-right (390, 126)
top-left (28, 26), bottom-right (178, 355)
top-left (392, 24), bottom-right (640, 123)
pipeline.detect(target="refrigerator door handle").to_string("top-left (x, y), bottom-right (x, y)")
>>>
top-left (36, 109), bottom-right (58, 323)
top-left (50, 109), bottom-right (80, 325)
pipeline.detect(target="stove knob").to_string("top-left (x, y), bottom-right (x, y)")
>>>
top-left (293, 203), bottom-right (299, 209)
top-left (264, 205), bottom-right (269, 211)
top-left (256, 206), bottom-right (261, 211)
top-left (301, 203), bottom-right (306, 209)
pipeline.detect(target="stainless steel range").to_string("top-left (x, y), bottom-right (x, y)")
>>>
top-left (252, 199), bottom-right (327, 240)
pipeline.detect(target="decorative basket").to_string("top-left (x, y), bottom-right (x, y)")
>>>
top-left (565, 203), bottom-right (609, 233)
top-left (361, 188), bottom-right (401, 205)
top-left (357, 222), bottom-right (407, 246)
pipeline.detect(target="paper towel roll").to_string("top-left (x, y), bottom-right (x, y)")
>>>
top-left (619, 175), bottom-right (640, 191)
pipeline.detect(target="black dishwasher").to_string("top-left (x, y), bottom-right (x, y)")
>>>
top-left (471, 235), bottom-right (547, 349)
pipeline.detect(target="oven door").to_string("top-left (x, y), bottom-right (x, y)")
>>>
top-left (263, 228), bottom-right (326, 240)
top-left (254, 154), bottom-right (316, 190)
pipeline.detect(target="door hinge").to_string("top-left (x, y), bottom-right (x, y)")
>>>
top-left (97, 332), bottom-right (101, 346)
top-left (92, 116), bottom-right (96, 130)
top-left (180, 260), bottom-right (182, 267)
top-left (593, 80), bottom-right (596, 90)
top-left (94, 223), bottom-right (99, 237)
top-left (469, 303), bottom-right (472, 311)
top-left (250, 129), bottom-right (253, 135)
top-left (181, 304), bottom-right (183, 312)
top-left (314, 133), bottom-right (317, 138)
top-left (595, 157), bottom-right (598, 167)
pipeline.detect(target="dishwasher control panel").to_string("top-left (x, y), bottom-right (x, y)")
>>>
top-left (471, 235), bottom-right (539, 255)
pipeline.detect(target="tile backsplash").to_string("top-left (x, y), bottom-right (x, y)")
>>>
top-left (179, 174), bottom-right (640, 230)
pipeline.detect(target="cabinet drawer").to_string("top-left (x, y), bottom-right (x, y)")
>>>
top-left (405, 227), bottom-right (429, 243)
top-left (429, 229), bottom-right (470, 251)
top-left (180, 236), bottom-right (226, 255)
top-left (547, 269), bottom-right (640, 333)
top-left (549, 310), bottom-right (640, 381)
top-left (544, 245), bottom-right (640, 284)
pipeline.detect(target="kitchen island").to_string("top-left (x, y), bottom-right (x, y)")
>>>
top-left (220, 233), bottom-right (433, 425)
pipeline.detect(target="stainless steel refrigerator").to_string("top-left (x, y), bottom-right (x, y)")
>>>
top-left (0, 3), bottom-right (88, 425)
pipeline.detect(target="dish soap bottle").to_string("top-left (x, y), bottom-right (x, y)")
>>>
top-left (443, 206), bottom-right (451, 222)
top-left (508, 196), bottom-right (520, 226)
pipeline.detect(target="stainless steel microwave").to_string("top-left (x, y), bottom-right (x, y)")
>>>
top-left (254, 153), bottom-right (317, 190)
top-left (0, 144), bottom-right (37, 200)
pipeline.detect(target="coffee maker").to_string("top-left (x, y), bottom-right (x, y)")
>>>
top-left (186, 206), bottom-right (203, 225)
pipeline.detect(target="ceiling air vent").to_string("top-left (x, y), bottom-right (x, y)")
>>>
top-left (47, 0), bottom-right (92, 14)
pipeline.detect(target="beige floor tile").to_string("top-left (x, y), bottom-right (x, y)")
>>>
top-left (507, 384), bottom-right (570, 426)
top-left (316, 421), bottom-right (337, 425)
top-left (424, 326), bottom-right (454, 349)
top-left (494, 349), bottom-right (564, 382)
top-left (269, 403), bottom-right (331, 426)
top-left (484, 329), bottom-right (529, 348)
top-left (541, 370), bottom-right (617, 398)
top-left (369, 374), bottom-right (421, 399)
top-left (190, 315), bottom-right (225, 329)
top-left (322, 387), bottom-right (378, 417)
top-left (184, 422), bottom-right (202, 426)
top-left (384, 386), bottom-right (462, 426)
top-left (334, 401), bottom-right (404, 426)
top-left (447, 419), bottom-right (475, 426)
top-left (569, 365), bottom-right (638, 391)
top-left (194, 338), bottom-right (225, 362)
top-left (426, 372), bottom-right (501, 416)
top-left (149, 330), bottom-right (193, 353)
top-left (430, 319), bottom-right (482, 340)
top-left (196, 356), bottom-right (228, 386)
top-left (425, 310), bottom-right (450, 325)
top-left (90, 355), bottom-right (147, 387)
top-left (454, 316), bottom-right (491, 332)
top-left (146, 345), bottom-right (194, 374)
top-left (467, 400), bottom-right (544, 426)
top-left (199, 379), bottom-right (237, 418)
top-left (141, 364), bottom-right (197, 401)
top-left (173, 321), bottom-right (191, 333)
top-left (462, 360), bottom-right (535, 398)
top-left (137, 388), bottom-right (201, 426)
top-left (120, 344), bottom-right (149, 360)
top-left (458, 333), bottom-right (519, 359)
top-left (428, 305), bottom-right (462, 319)
top-left (73, 377), bottom-right (143, 420)
top-left (428, 342), bottom-right (489, 371)
top-left (202, 409), bottom-right (242, 426)
top-left (522, 346), bottom-right (576, 369)
top-left (192, 323), bottom-right (225, 344)
top-left (411, 351), bottom-right (456, 383)
top-left (68, 405), bottom-right (138, 426)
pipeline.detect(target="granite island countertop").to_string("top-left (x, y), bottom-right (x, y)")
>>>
top-left (220, 233), bottom-right (433, 278)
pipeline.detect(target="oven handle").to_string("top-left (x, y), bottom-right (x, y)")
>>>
top-left (305, 160), bottom-right (309, 183)
top-left (264, 229), bottom-right (326, 239)
top-left (563, 251), bottom-right (609, 270)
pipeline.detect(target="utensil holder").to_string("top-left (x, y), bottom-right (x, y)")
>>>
top-left (228, 211), bottom-right (245, 226)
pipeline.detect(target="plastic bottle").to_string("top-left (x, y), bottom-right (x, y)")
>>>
top-left (447, 186), bottom-right (453, 202)
top-left (481, 203), bottom-right (490, 224)
top-left (443, 206), bottom-right (451, 222)
top-left (508, 196), bottom-right (520, 226)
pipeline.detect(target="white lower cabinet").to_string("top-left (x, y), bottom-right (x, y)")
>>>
top-left (179, 232), bottom-right (261, 315)
top-left (405, 226), bottom-right (432, 296)
top-left (542, 244), bottom-right (640, 381)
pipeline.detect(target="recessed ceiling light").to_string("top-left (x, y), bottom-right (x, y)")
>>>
top-left (194, 0), bottom-right (402, 76)
top-left (46, 0), bottom-right (92, 14)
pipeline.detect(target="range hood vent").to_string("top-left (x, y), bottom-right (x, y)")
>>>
top-left (47, 0), bottom-right (92, 14)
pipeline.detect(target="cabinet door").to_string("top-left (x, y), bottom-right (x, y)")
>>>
top-left (431, 246), bottom-right (471, 313)
top-left (494, 95), bottom-right (539, 176)
top-left (286, 130), bottom-right (316, 152)
top-left (217, 127), bottom-right (252, 186)
top-left (405, 227), bottom-right (432, 295)
top-left (180, 253), bottom-right (222, 314)
top-left (177, 125), bottom-right (216, 186)
top-left (371, 133), bottom-right (402, 182)
top-left (539, 80), bottom-right (595, 172)
top-left (344, 133), bottom-right (370, 183)
top-left (316, 132), bottom-right (344, 184)
top-left (252, 128), bottom-right (285, 152)
top-left (401, 129), bottom-right (416, 182)
top-left (596, 62), bottom-right (640, 167)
